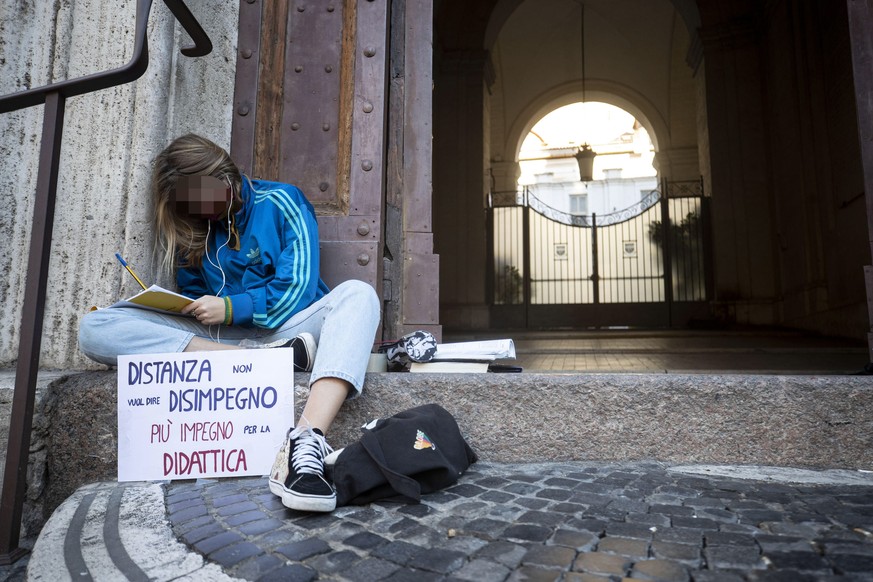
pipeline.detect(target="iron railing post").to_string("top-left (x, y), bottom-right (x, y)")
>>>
top-left (485, 203), bottom-right (494, 309)
top-left (0, 91), bottom-right (66, 564)
top-left (660, 178), bottom-right (674, 327)
top-left (522, 188), bottom-right (531, 328)
top-left (591, 213), bottom-right (599, 306)
top-left (701, 188), bottom-right (715, 302)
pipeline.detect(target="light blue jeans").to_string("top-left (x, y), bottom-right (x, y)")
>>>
top-left (78, 280), bottom-right (381, 395)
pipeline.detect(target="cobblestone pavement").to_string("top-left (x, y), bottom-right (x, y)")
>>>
top-left (11, 462), bottom-right (873, 581)
top-left (154, 461), bottom-right (873, 581)
top-left (35, 462), bottom-right (873, 582)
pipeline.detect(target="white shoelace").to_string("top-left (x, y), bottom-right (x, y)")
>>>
top-left (289, 426), bottom-right (334, 475)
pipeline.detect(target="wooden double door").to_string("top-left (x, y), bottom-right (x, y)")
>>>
top-left (230, 0), bottom-right (387, 292)
top-left (229, 1), bottom-right (441, 340)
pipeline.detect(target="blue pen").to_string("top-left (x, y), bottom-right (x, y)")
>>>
top-left (115, 253), bottom-right (147, 290)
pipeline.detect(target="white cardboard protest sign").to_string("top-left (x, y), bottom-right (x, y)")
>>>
top-left (117, 349), bottom-right (294, 482)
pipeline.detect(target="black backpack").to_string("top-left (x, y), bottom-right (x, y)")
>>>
top-left (329, 404), bottom-right (478, 506)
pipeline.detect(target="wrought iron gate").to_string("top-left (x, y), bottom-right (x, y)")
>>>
top-left (487, 179), bottom-right (712, 329)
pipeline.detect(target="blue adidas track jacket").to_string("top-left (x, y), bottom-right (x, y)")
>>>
top-left (176, 178), bottom-right (329, 328)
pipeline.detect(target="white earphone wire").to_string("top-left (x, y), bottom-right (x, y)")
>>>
top-left (204, 197), bottom-right (234, 342)
top-left (205, 187), bottom-right (235, 290)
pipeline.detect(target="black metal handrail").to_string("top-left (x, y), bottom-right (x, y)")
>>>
top-left (0, 0), bottom-right (211, 112)
top-left (0, 0), bottom-right (211, 564)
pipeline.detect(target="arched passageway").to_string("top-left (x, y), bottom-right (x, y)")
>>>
top-left (435, 0), bottom-right (705, 330)
top-left (433, 0), bottom-right (869, 341)
top-left (491, 99), bottom-right (709, 329)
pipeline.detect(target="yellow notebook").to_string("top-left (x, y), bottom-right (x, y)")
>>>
top-left (109, 285), bottom-right (193, 315)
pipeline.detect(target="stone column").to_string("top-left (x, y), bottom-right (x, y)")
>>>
top-left (433, 50), bottom-right (491, 329)
top-left (847, 0), bottom-right (873, 365)
top-left (698, 17), bottom-right (778, 325)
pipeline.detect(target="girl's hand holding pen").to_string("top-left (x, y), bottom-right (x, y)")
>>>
top-left (181, 296), bottom-right (226, 325)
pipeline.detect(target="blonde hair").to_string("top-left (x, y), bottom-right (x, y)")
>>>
top-left (152, 134), bottom-right (242, 273)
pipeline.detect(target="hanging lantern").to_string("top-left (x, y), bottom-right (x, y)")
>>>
top-left (575, 143), bottom-right (596, 182)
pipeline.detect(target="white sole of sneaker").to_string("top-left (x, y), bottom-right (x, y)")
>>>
top-left (296, 332), bottom-right (317, 372)
top-left (280, 490), bottom-right (336, 512)
top-left (269, 477), bottom-right (336, 512)
top-left (268, 478), bottom-right (284, 498)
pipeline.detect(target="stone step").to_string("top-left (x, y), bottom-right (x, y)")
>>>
top-left (2, 369), bottom-right (872, 539)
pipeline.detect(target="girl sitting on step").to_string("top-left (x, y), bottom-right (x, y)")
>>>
top-left (78, 133), bottom-right (381, 513)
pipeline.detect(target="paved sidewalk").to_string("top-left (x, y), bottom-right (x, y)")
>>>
top-left (450, 330), bottom-right (869, 375)
top-left (13, 461), bottom-right (873, 581)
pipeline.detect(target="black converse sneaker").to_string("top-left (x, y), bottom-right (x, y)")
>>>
top-left (269, 425), bottom-right (336, 512)
top-left (288, 333), bottom-right (317, 372)
top-left (246, 333), bottom-right (317, 372)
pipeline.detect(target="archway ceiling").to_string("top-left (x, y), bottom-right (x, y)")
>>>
top-left (491, 0), bottom-right (682, 156)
